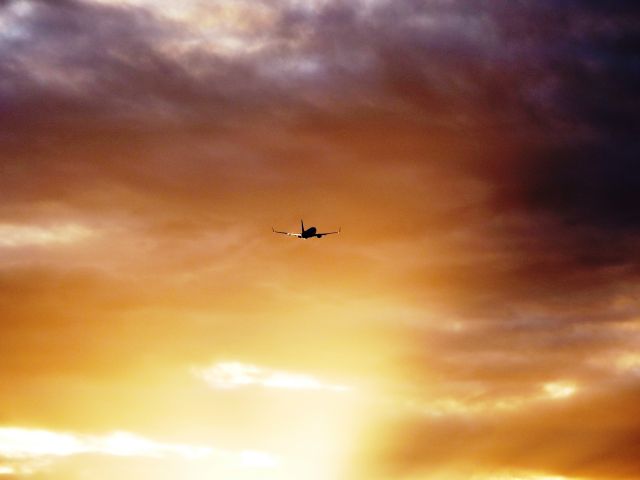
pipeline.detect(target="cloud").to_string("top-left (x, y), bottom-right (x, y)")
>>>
top-left (0, 1), bottom-right (639, 479)
top-left (0, 427), bottom-right (210, 459)
top-left (470, 474), bottom-right (584, 480)
top-left (360, 380), bottom-right (640, 480)
top-left (193, 361), bottom-right (350, 392)
top-left (0, 223), bottom-right (93, 247)
top-left (0, 427), bottom-right (278, 476)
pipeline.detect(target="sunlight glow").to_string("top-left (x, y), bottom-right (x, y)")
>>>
top-left (0, 466), bottom-right (15, 476)
top-left (0, 223), bottom-right (93, 247)
top-left (239, 450), bottom-right (280, 469)
top-left (194, 361), bottom-right (350, 392)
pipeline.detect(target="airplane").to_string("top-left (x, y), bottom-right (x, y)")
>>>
top-left (272, 220), bottom-right (340, 239)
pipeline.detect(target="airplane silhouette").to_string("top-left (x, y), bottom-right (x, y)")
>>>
top-left (272, 220), bottom-right (340, 239)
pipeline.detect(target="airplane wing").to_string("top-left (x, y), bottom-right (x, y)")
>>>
top-left (272, 227), bottom-right (302, 237)
top-left (316, 227), bottom-right (341, 236)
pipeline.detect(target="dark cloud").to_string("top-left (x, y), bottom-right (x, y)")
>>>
top-left (1, 0), bottom-right (639, 478)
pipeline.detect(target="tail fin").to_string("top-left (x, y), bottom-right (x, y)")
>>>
top-left (301, 219), bottom-right (304, 233)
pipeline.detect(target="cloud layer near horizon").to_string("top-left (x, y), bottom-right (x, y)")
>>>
top-left (1, 1), bottom-right (639, 479)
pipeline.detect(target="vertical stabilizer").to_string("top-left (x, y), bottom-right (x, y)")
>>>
top-left (301, 219), bottom-right (305, 234)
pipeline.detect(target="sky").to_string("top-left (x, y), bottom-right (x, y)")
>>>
top-left (0, 0), bottom-right (639, 479)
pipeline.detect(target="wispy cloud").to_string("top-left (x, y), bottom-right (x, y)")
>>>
top-left (470, 473), bottom-right (587, 480)
top-left (542, 382), bottom-right (577, 400)
top-left (0, 427), bottom-right (279, 475)
top-left (0, 224), bottom-right (93, 247)
top-left (193, 361), bottom-right (350, 392)
top-left (0, 427), bottom-right (210, 459)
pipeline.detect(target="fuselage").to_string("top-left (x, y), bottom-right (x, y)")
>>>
top-left (301, 227), bottom-right (318, 238)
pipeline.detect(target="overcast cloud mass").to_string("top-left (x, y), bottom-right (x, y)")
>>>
top-left (1, 0), bottom-right (639, 479)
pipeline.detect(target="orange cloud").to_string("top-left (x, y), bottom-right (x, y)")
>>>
top-left (0, 1), bottom-right (639, 479)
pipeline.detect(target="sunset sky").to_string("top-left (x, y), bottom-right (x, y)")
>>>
top-left (1, 1), bottom-right (639, 479)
